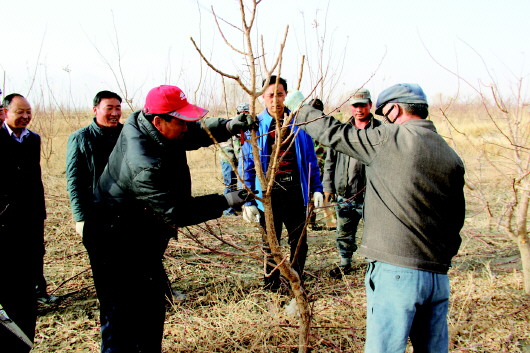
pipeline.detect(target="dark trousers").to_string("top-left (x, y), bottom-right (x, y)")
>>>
top-left (0, 220), bottom-right (42, 353)
top-left (259, 186), bottom-right (308, 290)
top-left (84, 218), bottom-right (171, 353)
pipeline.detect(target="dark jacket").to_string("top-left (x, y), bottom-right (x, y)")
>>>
top-left (296, 106), bottom-right (465, 274)
top-left (87, 111), bottom-right (232, 250)
top-left (66, 118), bottom-right (123, 221)
top-left (323, 115), bottom-right (381, 200)
top-left (0, 124), bottom-right (46, 222)
top-left (0, 124), bottom-right (45, 353)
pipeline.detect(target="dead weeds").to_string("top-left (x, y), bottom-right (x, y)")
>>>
top-left (31, 131), bottom-right (530, 352)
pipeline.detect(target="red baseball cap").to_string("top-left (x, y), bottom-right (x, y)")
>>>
top-left (143, 85), bottom-right (208, 121)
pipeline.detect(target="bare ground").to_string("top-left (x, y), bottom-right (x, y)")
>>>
top-left (33, 202), bottom-right (530, 352)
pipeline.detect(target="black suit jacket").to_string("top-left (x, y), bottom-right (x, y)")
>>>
top-left (0, 123), bottom-right (46, 222)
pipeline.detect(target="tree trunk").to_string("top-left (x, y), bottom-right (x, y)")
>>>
top-left (515, 185), bottom-right (530, 294)
top-left (518, 239), bottom-right (530, 294)
top-left (262, 200), bottom-right (311, 352)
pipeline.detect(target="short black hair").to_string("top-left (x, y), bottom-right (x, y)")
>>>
top-left (93, 90), bottom-right (122, 107)
top-left (142, 112), bottom-right (174, 123)
top-left (399, 103), bottom-right (429, 119)
top-left (3, 93), bottom-right (25, 109)
top-left (262, 75), bottom-right (287, 92)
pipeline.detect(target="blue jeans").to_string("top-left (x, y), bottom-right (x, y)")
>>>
top-left (335, 196), bottom-right (363, 259)
top-left (221, 161), bottom-right (238, 213)
top-left (364, 261), bottom-right (450, 353)
top-left (221, 161), bottom-right (237, 194)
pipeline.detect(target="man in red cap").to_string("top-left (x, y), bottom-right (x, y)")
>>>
top-left (83, 85), bottom-right (254, 353)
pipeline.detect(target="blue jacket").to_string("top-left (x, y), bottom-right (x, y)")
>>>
top-left (241, 109), bottom-right (323, 211)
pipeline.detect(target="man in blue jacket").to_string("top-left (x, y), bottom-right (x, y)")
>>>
top-left (241, 76), bottom-right (324, 291)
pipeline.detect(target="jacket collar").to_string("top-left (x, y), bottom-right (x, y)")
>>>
top-left (401, 118), bottom-right (437, 133)
top-left (136, 111), bottom-right (170, 148)
top-left (90, 117), bottom-right (122, 135)
top-left (348, 113), bottom-right (379, 129)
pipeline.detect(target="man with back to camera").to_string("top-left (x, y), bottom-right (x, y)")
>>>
top-left (289, 83), bottom-right (465, 353)
top-left (66, 90), bottom-right (123, 237)
top-left (323, 88), bottom-right (381, 278)
top-left (241, 76), bottom-right (324, 291)
top-left (0, 93), bottom-right (47, 352)
top-left (83, 84), bottom-right (254, 353)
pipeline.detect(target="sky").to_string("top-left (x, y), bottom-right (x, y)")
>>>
top-left (1, 0), bottom-right (529, 111)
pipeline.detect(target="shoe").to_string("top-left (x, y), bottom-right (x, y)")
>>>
top-left (329, 264), bottom-right (354, 279)
top-left (223, 209), bottom-right (237, 216)
top-left (172, 290), bottom-right (187, 301)
top-left (37, 294), bottom-right (60, 305)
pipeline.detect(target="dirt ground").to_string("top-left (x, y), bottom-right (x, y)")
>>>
top-left (28, 128), bottom-right (530, 352)
top-left (33, 202), bottom-right (530, 352)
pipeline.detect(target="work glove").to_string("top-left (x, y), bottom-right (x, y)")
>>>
top-left (313, 191), bottom-right (324, 209)
top-left (225, 189), bottom-right (254, 209)
top-left (75, 221), bottom-right (85, 236)
top-left (284, 90), bottom-right (305, 112)
top-left (242, 205), bottom-right (261, 223)
top-left (226, 113), bottom-right (257, 134)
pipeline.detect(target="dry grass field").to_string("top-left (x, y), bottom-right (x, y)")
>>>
top-left (28, 105), bottom-right (530, 352)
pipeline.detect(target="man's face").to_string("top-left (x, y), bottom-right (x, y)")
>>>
top-left (351, 102), bottom-right (372, 122)
top-left (5, 96), bottom-right (32, 130)
top-left (0, 104), bottom-right (6, 122)
top-left (262, 83), bottom-right (286, 118)
top-left (94, 98), bottom-right (122, 128)
top-left (156, 116), bottom-right (188, 140)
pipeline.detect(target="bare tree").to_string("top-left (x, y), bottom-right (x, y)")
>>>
top-left (190, 1), bottom-right (316, 351)
top-left (86, 11), bottom-right (137, 111)
top-left (425, 41), bottom-right (530, 293)
top-left (298, 0), bottom-right (348, 107)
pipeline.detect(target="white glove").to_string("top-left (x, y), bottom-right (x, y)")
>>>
top-left (242, 205), bottom-right (260, 223)
top-left (75, 221), bottom-right (85, 236)
top-left (284, 90), bottom-right (305, 112)
top-left (313, 192), bottom-right (324, 209)
top-left (284, 297), bottom-right (300, 317)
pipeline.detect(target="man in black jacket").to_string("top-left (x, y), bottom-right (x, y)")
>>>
top-left (84, 85), bottom-right (254, 353)
top-left (0, 93), bottom-right (46, 352)
top-left (323, 88), bottom-right (381, 278)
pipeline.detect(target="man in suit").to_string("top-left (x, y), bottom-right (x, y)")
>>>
top-left (0, 93), bottom-right (48, 352)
